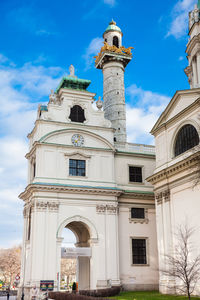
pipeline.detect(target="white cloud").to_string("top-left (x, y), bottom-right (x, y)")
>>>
top-left (83, 37), bottom-right (103, 70)
top-left (103, 0), bottom-right (116, 7)
top-left (0, 56), bottom-right (63, 248)
top-left (166, 0), bottom-right (196, 39)
top-left (126, 84), bottom-right (170, 144)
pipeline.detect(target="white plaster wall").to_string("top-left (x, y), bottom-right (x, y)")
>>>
top-left (115, 154), bottom-right (155, 190)
top-left (118, 205), bottom-right (159, 290)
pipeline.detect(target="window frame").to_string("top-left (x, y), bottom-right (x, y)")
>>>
top-left (174, 124), bottom-right (199, 157)
top-left (128, 165), bottom-right (144, 184)
top-left (69, 105), bottom-right (86, 123)
top-left (69, 159), bottom-right (86, 177)
top-left (130, 237), bottom-right (149, 266)
top-left (129, 207), bottom-right (149, 224)
top-left (65, 152), bottom-right (91, 179)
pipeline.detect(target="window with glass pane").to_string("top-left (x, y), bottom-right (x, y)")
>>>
top-left (69, 105), bottom-right (86, 123)
top-left (131, 208), bottom-right (145, 219)
top-left (174, 124), bottom-right (199, 157)
top-left (69, 159), bottom-right (85, 176)
top-left (129, 166), bottom-right (142, 182)
top-left (132, 239), bottom-right (147, 265)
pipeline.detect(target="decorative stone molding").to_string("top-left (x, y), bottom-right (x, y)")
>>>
top-left (48, 202), bottom-right (59, 211)
top-left (64, 152), bottom-right (91, 159)
top-left (96, 204), bottom-right (118, 214)
top-left (163, 189), bottom-right (170, 202)
top-left (106, 205), bottom-right (118, 214)
top-left (129, 208), bottom-right (149, 224)
top-left (147, 151), bottom-right (200, 185)
top-left (19, 183), bottom-right (122, 201)
top-left (36, 201), bottom-right (48, 210)
top-left (155, 192), bottom-right (163, 205)
top-left (155, 189), bottom-right (170, 205)
top-left (32, 201), bottom-right (59, 211)
top-left (96, 205), bottom-right (106, 213)
top-left (49, 90), bottom-right (62, 106)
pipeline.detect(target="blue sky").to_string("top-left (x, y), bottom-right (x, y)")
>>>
top-left (0, 0), bottom-right (197, 248)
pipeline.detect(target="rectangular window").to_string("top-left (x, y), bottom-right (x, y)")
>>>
top-left (131, 208), bottom-right (145, 219)
top-left (69, 159), bottom-right (85, 176)
top-left (129, 166), bottom-right (142, 183)
top-left (132, 238), bottom-right (147, 265)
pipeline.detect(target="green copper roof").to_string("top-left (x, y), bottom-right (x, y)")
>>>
top-left (104, 20), bottom-right (121, 34)
top-left (198, 0), bottom-right (200, 9)
top-left (40, 105), bottom-right (48, 112)
top-left (55, 76), bottom-right (91, 93)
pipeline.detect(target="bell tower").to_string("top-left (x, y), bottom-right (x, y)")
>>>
top-left (95, 21), bottom-right (133, 144)
top-left (185, 1), bottom-right (200, 88)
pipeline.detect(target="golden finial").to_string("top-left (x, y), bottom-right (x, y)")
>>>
top-left (109, 19), bottom-right (116, 25)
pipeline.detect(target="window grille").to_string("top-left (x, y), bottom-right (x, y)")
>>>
top-left (69, 159), bottom-right (85, 176)
top-left (174, 124), bottom-right (199, 157)
top-left (131, 208), bottom-right (145, 219)
top-left (129, 166), bottom-right (142, 182)
top-left (69, 105), bottom-right (86, 123)
top-left (132, 239), bottom-right (147, 265)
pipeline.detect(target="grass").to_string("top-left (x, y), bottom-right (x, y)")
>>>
top-left (109, 291), bottom-right (200, 300)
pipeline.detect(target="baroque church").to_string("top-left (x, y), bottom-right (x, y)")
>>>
top-left (19, 2), bottom-right (200, 299)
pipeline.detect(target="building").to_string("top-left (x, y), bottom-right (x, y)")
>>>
top-left (147, 2), bottom-right (200, 295)
top-left (19, 2), bottom-right (200, 299)
top-left (19, 20), bottom-right (158, 299)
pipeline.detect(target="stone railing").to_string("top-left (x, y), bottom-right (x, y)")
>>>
top-left (127, 143), bottom-right (155, 154)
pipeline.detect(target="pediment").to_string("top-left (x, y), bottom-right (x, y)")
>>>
top-left (151, 89), bottom-right (200, 135)
top-left (39, 128), bottom-right (115, 151)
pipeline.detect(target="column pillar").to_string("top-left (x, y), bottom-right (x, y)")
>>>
top-left (196, 52), bottom-right (200, 87)
top-left (192, 57), bottom-right (198, 87)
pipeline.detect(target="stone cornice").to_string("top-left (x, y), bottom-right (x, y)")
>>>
top-left (19, 182), bottom-right (155, 203)
top-left (147, 151), bottom-right (200, 185)
top-left (115, 150), bottom-right (155, 159)
top-left (151, 96), bottom-right (200, 136)
top-left (186, 33), bottom-right (200, 54)
top-left (119, 190), bottom-right (154, 200)
top-left (19, 182), bottom-right (123, 201)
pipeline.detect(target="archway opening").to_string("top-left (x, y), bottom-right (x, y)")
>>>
top-left (60, 221), bottom-right (91, 291)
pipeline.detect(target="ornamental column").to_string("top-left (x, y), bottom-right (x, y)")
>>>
top-left (196, 52), bottom-right (200, 86)
top-left (95, 21), bottom-right (133, 144)
top-left (192, 58), bottom-right (198, 87)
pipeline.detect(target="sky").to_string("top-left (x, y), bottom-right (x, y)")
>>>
top-left (0, 0), bottom-right (197, 248)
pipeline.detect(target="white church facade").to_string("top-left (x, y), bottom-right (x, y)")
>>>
top-left (19, 2), bottom-right (200, 299)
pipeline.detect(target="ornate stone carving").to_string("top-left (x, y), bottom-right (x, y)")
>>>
top-left (94, 41), bottom-right (134, 64)
top-left (49, 90), bottom-right (62, 105)
top-left (96, 205), bottom-right (106, 214)
top-left (96, 204), bottom-right (118, 214)
top-left (96, 96), bottom-right (103, 110)
top-left (36, 201), bottom-right (48, 210)
top-left (69, 64), bottom-right (75, 77)
top-left (155, 192), bottom-right (163, 205)
top-left (34, 201), bottom-right (59, 211)
top-left (155, 189), bottom-right (170, 204)
top-left (106, 205), bottom-right (118, 214)
top-left (163, 189), bottom-right (170, 202)
top-left (48, 202), bottom-right (59, 211)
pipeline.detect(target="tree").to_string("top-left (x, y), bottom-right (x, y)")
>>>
top-left (61, 258), bottom-right (76, 288)
top-left (161, 225), bottom-right (200, 300)
top-left (0, 246), bottom-right (21, 287)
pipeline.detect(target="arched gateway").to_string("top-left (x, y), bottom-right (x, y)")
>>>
top-left (58, 216), bottom-right (98, 290)
top-left (19, 21), bottom-right (159, 300)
